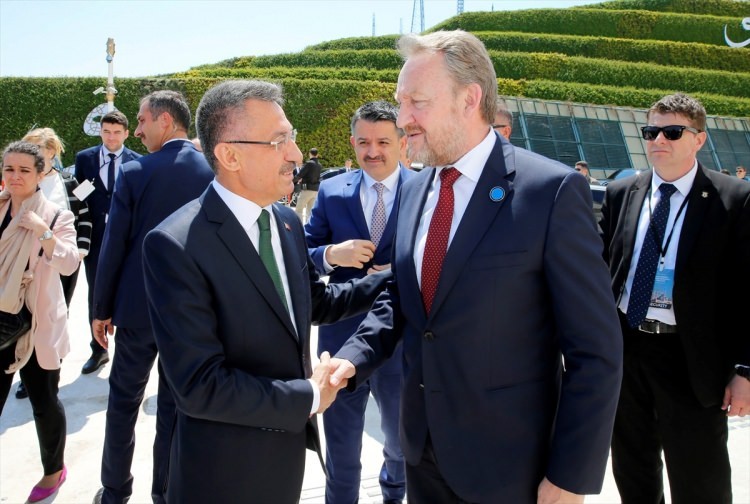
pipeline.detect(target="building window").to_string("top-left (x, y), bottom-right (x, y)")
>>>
top-left (702, 129), bottom-right (750, 171)
top-left (512, 113), bottom-right (632, 172)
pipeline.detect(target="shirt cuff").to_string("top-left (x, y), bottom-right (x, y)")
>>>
top-left (322, 246), bottom-right (335, 274)
top-left (307, 378), bottom-right (320, 415)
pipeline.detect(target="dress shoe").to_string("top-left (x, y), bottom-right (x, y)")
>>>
top-left (81, 351), bottom-right (110, 374)
top-left (15, 381), bottom-right (28, 399)
top-left (92, 487), bottom-right (104, 504)
top-left (26, 465), bottom-right (66, 503)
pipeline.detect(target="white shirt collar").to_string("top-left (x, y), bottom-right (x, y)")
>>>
top-left (434, 128), bottom-right (496, 182)
top-left (650, 160), bottom-right (698, 197)
top-left (361, 166), bottom-right (400, 193)
top-left (211, 180), bottom-right (269, 232)
top-left (101, 145), bottom-right (124, 158)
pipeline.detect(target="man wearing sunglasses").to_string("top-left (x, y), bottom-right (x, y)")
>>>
top-left (600, 93), bottom-right (750, 504)
top-left (737, 165), bottom-right (750, 181)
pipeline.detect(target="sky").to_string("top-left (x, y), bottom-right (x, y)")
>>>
top-left (0, 0), bottom-right (594, 78)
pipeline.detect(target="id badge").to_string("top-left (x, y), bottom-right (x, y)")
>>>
top-left (72, 179), bottom-right (95, 201)
top-left (649, 268), bottom-right (674, 310)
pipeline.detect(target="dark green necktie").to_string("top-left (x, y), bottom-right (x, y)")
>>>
top-left (257, 209), bottom-right (289, 311)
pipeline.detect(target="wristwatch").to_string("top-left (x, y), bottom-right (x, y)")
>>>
top-left (735, 365), bottom-right (750, 382)
top-left (38, 229), bottom-right (53, 241)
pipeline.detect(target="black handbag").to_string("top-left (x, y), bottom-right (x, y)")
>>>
top-left (0, 209), bottom-right (62, 351)
top-left (0, 303), bottom-right (32, 350)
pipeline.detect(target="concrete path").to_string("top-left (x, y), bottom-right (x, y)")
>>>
top-left (2, 281), bottom-right (748, 503)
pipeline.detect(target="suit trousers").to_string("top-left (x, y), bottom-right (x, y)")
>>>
top-left (611, 324), bottom-right (732, 504)
top-left (83, 255), bottom-right (107, 354)
top-left (100, 327), bottom-right (175, 504)
top-left (0, 348), bottom-right (65, 475)
top-left (322, 355), bottom-right (405, 504)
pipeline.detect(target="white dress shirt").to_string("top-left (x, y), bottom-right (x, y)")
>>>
top-left (211, 180), bottom-right (319, 414)
top-left (98, 145), bottom-right (125, 189)
top-left (414, 128), bottom-right (496, 287)
top-left (618, 161), bottom-right (698, 325)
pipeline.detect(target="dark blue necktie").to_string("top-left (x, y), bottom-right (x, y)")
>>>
top-left (626, 183), bottom-right (677, 328)
top-left (107, 153), bottom-right (116, 193)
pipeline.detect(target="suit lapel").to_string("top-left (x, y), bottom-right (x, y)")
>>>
top-left (399, 168), bottom-right (434, 323)
top-left (675, 165), bottom-right (712, 276)
top-left (204, 188), bottom-right (298, 342)
top-left (273, 205), bottom-right (304, 343)
top-left (428, 139), bottom-right (513, 317)
top-left (621, 170), bottom-right (651, 269)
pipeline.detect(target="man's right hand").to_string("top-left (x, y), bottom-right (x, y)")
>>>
top-left (325, 239), bottom-right (376, 269)
top-left (92, 318), bottom-right (115, 350)
top-left (310, 352), bottom-right (348, 413)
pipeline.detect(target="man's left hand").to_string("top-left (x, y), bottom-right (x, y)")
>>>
top-left (722, 374), bottom-right (750, 417)
top-left (537, 477), bottom-right (584, 504)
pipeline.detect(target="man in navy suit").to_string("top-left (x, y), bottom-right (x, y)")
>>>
top-left (142, 79), bottom-right (390, 504)
top-left (600, 93), bottom-right (750, 503)
top-left (305, 101), bottom-right (412, 504)
top-left (330, 30), bottom-right (623, 503)
top-left (91, 91), bottom-right (213, 504)
top-left (74, 111), bottom-right (141, 375)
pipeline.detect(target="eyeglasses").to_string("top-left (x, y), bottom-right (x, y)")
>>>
top-left (575, 167), bottom-right (582, 171)
top-left (492, 124), bottom-right (508, 129)
top-left (223, 129), bottom-right (297, 152)
top-left (640, 125), bottom-right (701, 141)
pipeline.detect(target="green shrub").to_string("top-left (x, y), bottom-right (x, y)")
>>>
top-left (580, 0), bottom-right (750, 17)
top-left (431, 9), bottom-right (747, 46)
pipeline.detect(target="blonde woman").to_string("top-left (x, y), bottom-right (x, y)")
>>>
top-left (0, 141), bottom-right (80, 503)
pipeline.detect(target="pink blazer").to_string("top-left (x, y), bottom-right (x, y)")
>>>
top-left (25, 202), bottom-right (80, 369)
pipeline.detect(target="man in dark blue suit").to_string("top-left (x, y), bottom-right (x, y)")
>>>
top-left (330, 30), bottom-right (623, 503)
top-left (305, 101), bottom-right (412, 504)
top-left (142, 79), bottom-right (390, 504)
top-left (74, 111), bottom-right (141, 375)
top-left (91, 91), bottom-right (213, 504)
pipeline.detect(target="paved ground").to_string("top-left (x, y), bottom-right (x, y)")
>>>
top-left (1, 280), bottom-right (749, 503)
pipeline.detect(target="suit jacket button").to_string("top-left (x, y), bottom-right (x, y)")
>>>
top-left (419, 383), bottom-right (425, 389)
top-left (423, 331), bottom-right (434, 341)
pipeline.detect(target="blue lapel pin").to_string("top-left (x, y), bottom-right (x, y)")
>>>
top-left (489, 186), bottom-right (505, 202)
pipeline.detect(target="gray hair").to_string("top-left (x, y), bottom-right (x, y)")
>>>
top-left (195, 80), bottom-right (285, 171)
top-left (350, 100), bottom-right (404, 137)
top-left (2, 141), bottom-right (45, 173)
top-left (141, 90), bottom-right (192, 131)
top-left (397, 30), bottom-right (497, 124)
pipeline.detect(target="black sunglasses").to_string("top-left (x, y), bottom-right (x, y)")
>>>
top-left (641, 125), bottom-right (702, 141)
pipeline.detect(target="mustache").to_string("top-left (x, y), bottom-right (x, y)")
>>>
top-left (363, 156), bottom-right (385, 163)
top-left (279, 162), bottom-right (296, 174)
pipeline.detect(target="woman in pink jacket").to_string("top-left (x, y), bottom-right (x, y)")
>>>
top-left (0, 141), bottom-right (80, 503)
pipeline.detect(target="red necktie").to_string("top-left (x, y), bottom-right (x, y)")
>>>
top-left (421, 167), bottom-right (461, 314)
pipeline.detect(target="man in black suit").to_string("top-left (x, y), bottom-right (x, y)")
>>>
top-left (330, 30), bottom-right (623, 504)
top-left (74, 111), bottom-right (141, 374)
top-left (91, 91), bottom-right (214, 504)
top-left (294, 147), bottom-right (322, 222)
top-left (599, 92), bottom-right (750, 504)
top-left (142, 79), bottom-right (389, 503)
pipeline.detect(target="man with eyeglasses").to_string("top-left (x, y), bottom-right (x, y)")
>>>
top-left (600, 92), bottom-right (750, 504)
top-left (91, 90), bottom-right (214, 504)
top-left (294, 147), bottom-right (323, 223)
top-left (141, 80), bottom-right (391, 503)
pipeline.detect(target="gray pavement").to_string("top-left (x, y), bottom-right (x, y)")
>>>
top-left (1, 280), bottom-right (749, 503)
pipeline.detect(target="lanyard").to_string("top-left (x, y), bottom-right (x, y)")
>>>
top-left (646, 186), bottom-right (689, 269)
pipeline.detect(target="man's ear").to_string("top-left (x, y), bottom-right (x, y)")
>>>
top-left (214, 143), bottom-right (241, 173)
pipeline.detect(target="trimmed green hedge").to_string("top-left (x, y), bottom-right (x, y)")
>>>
top-left (195, 48), bottom-right (750, 98)
top-left (2, 75), bottom-right (748, 169)
top-left (307, 32), bottom-right (750, 73)
top-left (581, 0), bottom-right (750, 17)
top-left (490, 50), bottom-right (750, 98)
top-left (431, 9), bottom-right (747, 46)
top-left (173, 66), bottom-right (400, 83)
